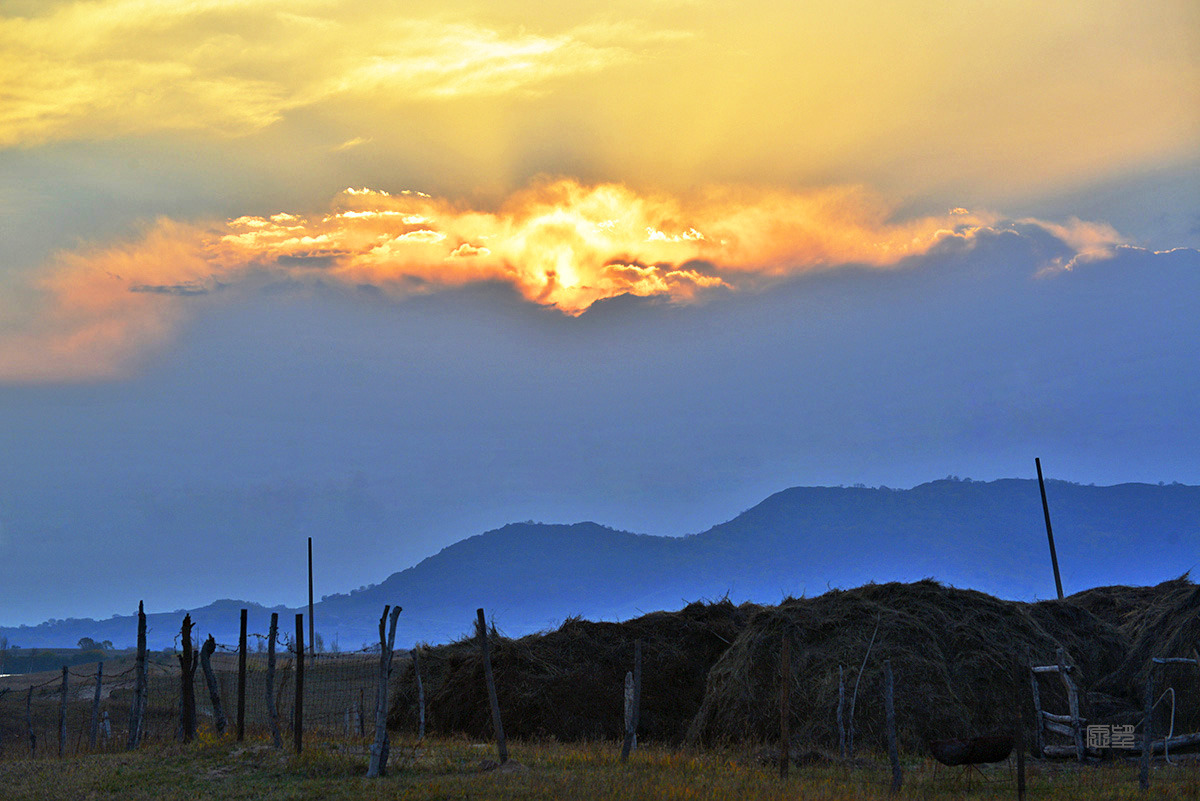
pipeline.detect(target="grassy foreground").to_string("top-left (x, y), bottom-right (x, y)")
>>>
top-left (1, 735), bottom-right (1196, 800)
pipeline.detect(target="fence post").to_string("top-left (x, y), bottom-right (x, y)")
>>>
top-left (294, 614), bottom-right (305, 753)
top-left (1140, 666), bottom-right (1154, 791)
top-left (200, 635), bottom-right (227, 734)
top-left (412, 648), bottom-right (426, 740)
top-left (127, 601), bottom-right (147, 750)
top-left (58, 665), bottom-right (68, 758)
top-left (624, 671), bottom-right (635, 752)
top-left (621, 639), bottom-right (642, 762)
top-left (237, 608), bottom-right (247, 742)
top-left (179, 615), bottom-right (198, 743)
top-left (476, 608), bottom-right (508, 765)
top-left (779, 632), bottom-right (791, 779)
top-left (837, 664), bottom-right (846, 760)
top-left (90, 661), bottom-right (103, 749)
top-left (884, 659), bottom-right (902, 794)
top-left (265, 612), bottom-right (282, 748)
top-left (26, 686), bottom-right (36, 757)
top-left (367, 605), bottom-right (402, 778)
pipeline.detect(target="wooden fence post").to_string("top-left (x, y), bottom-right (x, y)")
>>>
top-left (837, 664), bottom-right (846, 760)
top-left (624, 671), bottom-right (636, 752)
top-left (199, 635), bottom-right (228, 734)
top-left (294, 614), bottom-right (304, 754)
top-left (367, 605), bottom-right (402, 778)
top-left (884, 659), bottom-right (902, 795)
top-left (179, 615), bottom-right (198, 743)
top-left (58, 666), bottom-right (68, 758)
top-left (779, 632), bottom-right (791, 779)
top-left (127, 601), bottom-right (147, 750)
top-left (26, 686), bottom-right (36, 757)
top-left (1140, 666), bottom-right (1154, 791)
top-left (1056, 648), bottom-right (1084, 762)
top-left (265, 612), bottom-right (282, 748)
top-left (412, 648), bottom-right (426, 740)
top-left (90, 661), bottom-right (103, 749)
top-left (848, 621), bottom-right (879, 759)
top-left (476, 608), bottom-right (508, 764)
top-left (1035, 457), bottom-right (1064, 599)
top-left (237, 608), bottom-right (247, 742)
top-left (621, 639), bottom-right (642, 762)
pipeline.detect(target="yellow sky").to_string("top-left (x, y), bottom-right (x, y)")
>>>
top-left (3, 0), bottom-right (1197, 199)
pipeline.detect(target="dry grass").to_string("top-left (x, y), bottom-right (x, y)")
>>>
top-left (0, 734), bottom-right (1196, 800)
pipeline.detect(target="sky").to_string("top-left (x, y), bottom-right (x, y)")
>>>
top-left (0, 0), bottom-right (1198, 625)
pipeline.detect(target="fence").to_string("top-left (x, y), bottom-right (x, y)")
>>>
top-left (0, 615), bottom-right (401, 760)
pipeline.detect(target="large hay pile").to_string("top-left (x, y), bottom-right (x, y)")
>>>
top-left (387, 578), bottom-right (1199, 752)
top-left (685, 580), bottom-right (1129, 752)
top-left (388, 599), bottom-right (760, 741)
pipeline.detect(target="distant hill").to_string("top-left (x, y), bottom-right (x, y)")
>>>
top-left (2, 478), bottom-right (1196, 654)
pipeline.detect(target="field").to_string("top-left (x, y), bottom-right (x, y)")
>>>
top-left (1, 734), bottom-right (1197, 800)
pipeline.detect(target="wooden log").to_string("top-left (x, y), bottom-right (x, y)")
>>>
top-left (837, 664), bottom-right (846, 761)
top-left (26, 685), bottom-right (36, 757)
top-left (58, 665), bottom-right (68, 758)
top-left (294, 614), bottom-right (305, 754)
top-left (1043, 720), bottom-right (1078, 739)
top-left (884, 659), bottom-right (901, 794)
top-left (1056, 648), bottom-right (1084, 762)
top-left (367, 605), bottom-right (402, 778)
top-left (621, 639), bottom-right (642, 762)
top-left (1036, 457), bottom-right (1064, 599)
top-left (412, 648), bottom-right (426, 740)
top-left (779, 632), bottom-right (790, 780)
top-left (199, 635), bottom-right (227, 734)
top-left (127, 601), bottom-right (147, 750)
top-left (1140, 668), bottom-right (1154, 790)
top-left (237, 608), bottom-right (247, 742)
top-left (1152, 657), bottom-right (1200, 665)
top-left (1041, 711), bottom-right (1085, 725)
top-left (1031, 664), bottom-right (1074, 674)
top-left (179, 615), bottom-right (198, 743)
top-left (1029, 661), bottom-right (1045, 757)
top-left (90, 661), bottom-right (103, 749)
top-left (477, 608), bottom-right (508, 764)
top-left (624, 671), bottom-right (635, 750)
top-left (265, 612), bottom-right (282, 748)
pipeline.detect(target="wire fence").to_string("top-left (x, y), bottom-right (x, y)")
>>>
top-left (0, 625), bottom-right (402, 760)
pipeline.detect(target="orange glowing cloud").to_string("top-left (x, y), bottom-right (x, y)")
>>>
top-left (0, 179), bottom-right (1124, 382)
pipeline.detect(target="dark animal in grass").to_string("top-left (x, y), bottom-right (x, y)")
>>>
top-left (928, 733), bottom-right (1014, 766)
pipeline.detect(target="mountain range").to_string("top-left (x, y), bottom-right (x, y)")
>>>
top-left (2, 477), bottom-right (1196, 653)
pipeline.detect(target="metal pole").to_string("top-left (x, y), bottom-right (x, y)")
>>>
top-left (1035, 458), bottom-right (1064, 599)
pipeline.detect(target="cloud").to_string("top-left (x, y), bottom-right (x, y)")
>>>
top-left (0, 179), bottom-right (1128, 382)
top-left (0, 1), bottom-right (673, 147)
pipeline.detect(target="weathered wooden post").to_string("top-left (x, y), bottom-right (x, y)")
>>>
top-left (1035, 458), bottom-right (1064, 599)
top-left (102, 710), bottom-right (111, 745)
top-left (90, 661), bottom-right (103, 749)
top-left (294, 614), bottom-right (305, 753)
top-left (127, 601), bottom-right (147, 750)
top-left (58, 665), bottom-right (68, 758)
top-left (412, 648), bottom-right (426, 739)
top-left (359, 688), bottom-right (366, 737)
top-left (179, 615), bottom-right (198, 743)
top-left (621, 639), bottom-right (642, 762)
top-left (476, 608), bottom-right (508, 765)
top-left (199, 635), bottom-right (228, 734)
top-left (1014, 654), bottom-right (1026, 801)
top-left (847, 621), bottom-right (878, 759)
top-left (265, 612), bottom-right (282, 748)
top-left (1140, 665), bottom-right (1154, 791)
top-left (779, 632), bottom-right (791, 779)
top-left (837, 664), bottom-right (846, 760)
top-left (1056, 647), bottom-right (1084, 762)
top-left (367, 605), bottom-right (402, 778)
top-left (1029, 658), bottom-right (1045, 758)
top-left (884, 659), bottom-right (901, 794)
top-left (623, 671), bottom-right (636, 752)
top-left (237, 608), bottom-right (247, 742)
top-left (26, 686), bottom-right (36, 756)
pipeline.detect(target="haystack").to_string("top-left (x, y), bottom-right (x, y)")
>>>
top-left (685, 580), bottom-right (1129, 753)
top-left (388, 599), bottom-right (760, 741)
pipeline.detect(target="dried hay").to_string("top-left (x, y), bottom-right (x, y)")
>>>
top-left (685, 580), bottom-right (1129, 752)
top-left (388, 599), bottom-right (759, 742)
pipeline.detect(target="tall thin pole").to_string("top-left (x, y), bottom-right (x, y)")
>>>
top-left (307, 537), bottom-right (315, 656)
top-left (237, 609), bottom-right (247, 741)
top-left (1035, 458), bottom-right (1064, 599)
